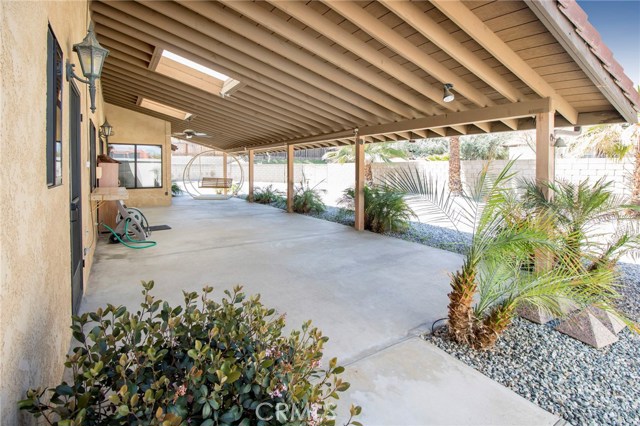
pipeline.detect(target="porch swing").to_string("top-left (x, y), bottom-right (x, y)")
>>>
top-left (182, 149), bottom-right (244, 200)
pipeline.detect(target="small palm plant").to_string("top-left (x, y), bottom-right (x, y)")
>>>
top-left (339, 185), bottom-right (416, 233)
top-left (384, 161), bottom-right (625, 349)
top-left (520, 178), bottom-right (640, 273)
top-left (293, 178), bottom-right (326, 214)
top-left (253, 185), bottom-right (285, 206)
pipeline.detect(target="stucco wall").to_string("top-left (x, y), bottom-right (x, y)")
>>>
top-left (0, 2), bottom-right (109, 423)
top-left (104, 103), bottom-right (172, 207)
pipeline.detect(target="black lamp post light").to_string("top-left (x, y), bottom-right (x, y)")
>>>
top-left (66, 23), bottom-right (109, 113)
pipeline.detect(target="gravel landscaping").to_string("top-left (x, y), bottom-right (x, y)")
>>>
top-left (308, 206), bottom-right (472, 254)
top-left (426, 318), bottom-right (640, 425)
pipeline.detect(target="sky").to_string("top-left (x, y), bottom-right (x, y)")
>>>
top-left (577, 0), bottom-right (640, 87)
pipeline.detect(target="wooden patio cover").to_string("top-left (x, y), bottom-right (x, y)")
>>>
top-left (93, 0), bottom-right (640, 153)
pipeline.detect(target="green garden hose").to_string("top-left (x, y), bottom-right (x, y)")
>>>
top-left (102, 219), bottom-right (157, 249)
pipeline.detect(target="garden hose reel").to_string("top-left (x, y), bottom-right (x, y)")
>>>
top-left (107, 201), bottom-right (152, 245)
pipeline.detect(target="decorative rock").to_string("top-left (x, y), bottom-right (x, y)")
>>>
top-left (556, 309), bottom-right (618, 349)
top-left (517, 303), bottom-right (555, 324)
top-left (588, 306), bottom-right (626, 334)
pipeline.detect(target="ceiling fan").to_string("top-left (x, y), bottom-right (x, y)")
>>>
top-left (172, 129), bottom-right (212, 139)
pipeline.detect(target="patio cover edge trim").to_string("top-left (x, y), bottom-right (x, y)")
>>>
top-left (227, 98), bottom-right (553, 153)
top-left (525, 0), bottom-right (639, 123)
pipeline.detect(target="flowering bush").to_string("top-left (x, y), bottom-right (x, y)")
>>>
top-left (19, 281), bottom-right (361, 425)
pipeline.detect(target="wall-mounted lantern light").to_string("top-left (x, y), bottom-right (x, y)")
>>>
top-left (99, 119), bottom-right (113, 139)
top-left (66, 22), bottom-right (109, 113)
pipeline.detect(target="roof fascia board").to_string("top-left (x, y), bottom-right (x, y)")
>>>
top-left (525, 0), bottom-right (638, 123)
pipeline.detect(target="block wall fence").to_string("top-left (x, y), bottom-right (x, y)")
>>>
top-left (172, 156), bottom-right (635, 198)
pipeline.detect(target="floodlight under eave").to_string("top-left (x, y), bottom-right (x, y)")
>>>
top-left (554, 137), bottom-right (568, 148)
top-left (443, 83), bottom-right (455, 103)
top-left (66, 22), bottom-right (109, 113)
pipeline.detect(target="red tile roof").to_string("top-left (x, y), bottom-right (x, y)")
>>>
top-left (558, 0), bottom-right (640, 111)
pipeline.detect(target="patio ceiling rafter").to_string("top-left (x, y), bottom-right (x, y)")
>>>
top-left (265, 0), bottom-right (466, 113)
top-left (430, 0), bottom-right (579, 125)
top-left (101, 59), bottom-right (318, 135)
top-left (215, 0), bottom-right (440, 117)
top-left (101, 62), bottom-right (301, 138)
top-left (92, 0), bottom-right (638, 153)
top-left (101, 29), bottom-right (353, 130)
top-left (161, 1), bottom-right (420, 120)
top-left (94, 1), bottom-right (388, 125)
top-left (228, 98), bottom-right (553, 152)
top-left (92, 9), bottom-right (364, 128)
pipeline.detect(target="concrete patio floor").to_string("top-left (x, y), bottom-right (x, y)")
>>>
top-left (83, 196), bottom-right (560, 425)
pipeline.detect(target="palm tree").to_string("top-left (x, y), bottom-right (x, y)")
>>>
top-left (448, 136), bottom-right (462, 195)
top-left (322, 142), bottom-right (407, 183)
top-left (384, 161), bottom-right (623, 349)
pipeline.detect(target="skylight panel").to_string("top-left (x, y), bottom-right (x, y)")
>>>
top-left (138, 98), bottom-right (193, 121)
top-left (161, 50), bottom-right (230, 81)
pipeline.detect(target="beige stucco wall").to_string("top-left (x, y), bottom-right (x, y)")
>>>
top-left (0, 2), bottom-right (107, 423)
top-left (104, 103), bottom-right (172, 207)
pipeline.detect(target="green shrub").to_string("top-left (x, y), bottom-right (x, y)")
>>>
top-left (253, 185), bottom-right (285, 206)
top-left (460, 134), bottom-right (508, 160)
top-left (293, 181), bottom-right (326, 214)
top-left (171, 183), bottom-right (183, 196)
top-left (340, 185), bottom-right (416, 233)
top-left (19, 282), bottom-right (360, 425)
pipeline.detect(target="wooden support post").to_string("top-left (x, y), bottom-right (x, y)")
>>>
top-left (354, 132), bottom-right (365, 231)
top-left (536, 110), bottom-right (555, 200)
top-left (536, 109), bottom-right (555, 271)
top-left (248, 149), bottom-right (254, 202)
top-left (287, 144), bottom-right (294, 213)
top-left (222, 153), bottom-right (228, 195)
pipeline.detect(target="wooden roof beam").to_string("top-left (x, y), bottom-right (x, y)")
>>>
top-left (102, 84), bottom-right (279, 141)
top-left (218, 0), bottom-right (438, 117)
top-left (96, 28), bottom-right (347, 129)
top-left (102, 73), bottom-right (292, 140)
top-left (238, 86), bottom-right (344, 130)
top-left (325, 1), bottom-right (495, 109)
top-left (230, 98), bottom-right (553, 151)
top-left (102, 59), bottom-right (305, 136)
top-left (268, 0), bottom-right (465, 113)
top-left (431, 0), bottom-right (578, 124)
top-left (173, 0), bottom-right (418, 120)
top-left (103, 97), bottom-right (239, 144)
top-left (103, 59), bottom-right (317, 135)
top-left (95, 1), bottom-right (384, 124)
top-left (92, 7), bottom-right (362, 127)
top-left (141, 0), bottom-right (403, 123)
top-left (380, 0), bottom-right (526, 104)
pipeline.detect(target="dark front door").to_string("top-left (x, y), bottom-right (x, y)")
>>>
top-left (69, 82), bottom-right (83, 314)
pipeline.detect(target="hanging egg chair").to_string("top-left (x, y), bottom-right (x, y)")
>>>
top-left (182, 150), bottom-right (244, 200)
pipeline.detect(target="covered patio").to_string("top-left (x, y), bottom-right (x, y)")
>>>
top-left (4, 0), bottom-right (640, 424)
top-left (83, 197), bottom-right (559, 424)
top-left (92, 0), bottom-right (639, 229)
